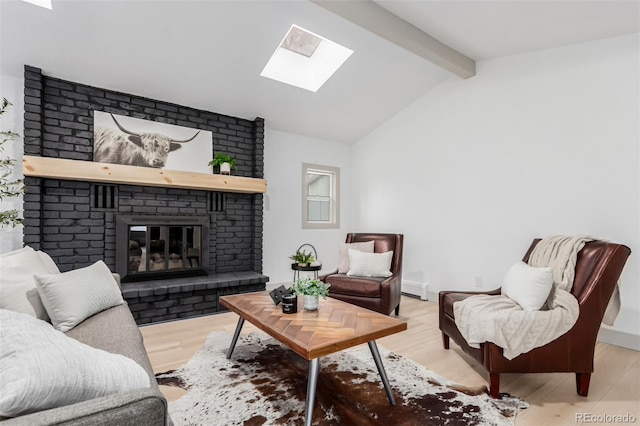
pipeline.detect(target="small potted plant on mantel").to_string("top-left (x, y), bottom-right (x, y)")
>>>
top-left (208, 152), bottom-right (236, 175)
top-left (289, 249), bottom-right (315, 268)
top-left (292, 277), bottom-right (330, 311)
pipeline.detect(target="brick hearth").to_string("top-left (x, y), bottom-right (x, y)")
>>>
top-left (122, 272), bottom-right (266, 324)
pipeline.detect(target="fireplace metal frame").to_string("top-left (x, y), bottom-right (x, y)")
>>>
top-left (116, 215), bottom-right (210, 282)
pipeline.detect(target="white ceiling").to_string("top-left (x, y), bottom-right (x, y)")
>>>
top-left (375, 0), bottom-right (640, 61)
top-left (1, 0), bottom-right (638, 144)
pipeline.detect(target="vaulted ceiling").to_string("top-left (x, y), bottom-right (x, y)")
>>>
top-left (1, 0), bottom-right (638, 143)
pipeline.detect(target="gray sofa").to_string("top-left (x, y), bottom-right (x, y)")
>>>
top-left (3, 302), bottom-right (172, 425)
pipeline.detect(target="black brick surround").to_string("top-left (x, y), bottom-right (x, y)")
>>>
top-left (22, 65), bottom-right (268, 324)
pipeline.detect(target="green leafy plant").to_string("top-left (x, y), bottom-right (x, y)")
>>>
top-left (292, 277), bottom-right (330, 299)
top-left (0, 98), bottom-right (24, 228)
top-left (289, 249), bottom-right (315, 265)
top-left (208, 152), bottom-right (236, 170)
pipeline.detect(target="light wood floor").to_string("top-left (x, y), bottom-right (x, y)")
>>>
top-left (141, 295), bottom-right (640, 425)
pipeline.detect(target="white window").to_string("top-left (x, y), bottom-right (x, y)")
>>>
top-left (302, 163), bottom-right (339, 229)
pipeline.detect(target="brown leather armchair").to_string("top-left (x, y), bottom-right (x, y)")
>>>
top-left (320, 233), bottom-right (403, 316)
top-left (439, 239), bottom-right (631, 398)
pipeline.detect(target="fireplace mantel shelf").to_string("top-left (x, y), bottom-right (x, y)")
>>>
top-left (22, 156), bottom-right (267, 194)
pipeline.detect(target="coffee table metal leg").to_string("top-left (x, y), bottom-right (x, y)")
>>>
top-left (226, 317), bottom-right (245, 359)
top-left (304, 358), bottom-right (320, 426)
top-left (368, 340), bottom-right (396, 405)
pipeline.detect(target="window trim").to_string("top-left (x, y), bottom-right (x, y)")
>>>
top-left (302, 163), bottom-right (340, 229)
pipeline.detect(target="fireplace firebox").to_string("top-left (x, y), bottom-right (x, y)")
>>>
top-left (116, 215), bottom-right (210, 282)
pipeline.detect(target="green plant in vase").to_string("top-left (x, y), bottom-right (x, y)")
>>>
top-left (292, 277), bottom-right (330, 311)
top-left (208, 152), bottom-right (236, 175)
top-left (288, 249), bottom-right (315, 267)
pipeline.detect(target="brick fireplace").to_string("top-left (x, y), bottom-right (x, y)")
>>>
top-left (21, 65), bottom-right (269, 324)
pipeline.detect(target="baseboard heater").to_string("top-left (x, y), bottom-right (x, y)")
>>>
top-left (401, 281), bottom-right (429, 301)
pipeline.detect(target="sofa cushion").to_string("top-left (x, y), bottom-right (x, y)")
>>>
top-left (0, 246), bottom-right (59, 321)
top-left (34, 260), bottom-right (124, 332)
top-left (338, 241), bottom-right (374, 273)
top-left (66, 304), bottom-right (155, 379)
top-left (501, 261), bottom-right (553, 311)
top-left (325, 273), bottom-right (386, 298)
top-left (347, 250), bottom-right (393, 278)
top-left (0, 309), bottom-right (150, 418)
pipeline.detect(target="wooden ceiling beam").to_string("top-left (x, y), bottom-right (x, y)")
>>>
top-left (311, 0), bottom-right (476, 79)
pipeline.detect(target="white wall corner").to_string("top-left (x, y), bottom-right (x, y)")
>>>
top-left (597, 327), bottom-right (640, 351)
top-left (401, 280), bottom-right (429, 301)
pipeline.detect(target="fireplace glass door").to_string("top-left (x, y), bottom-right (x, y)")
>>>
top-left (128, 225), bottom-right (202, 275)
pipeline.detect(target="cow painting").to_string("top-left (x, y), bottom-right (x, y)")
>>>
top-left (94, 113), bottom-right (201, 168)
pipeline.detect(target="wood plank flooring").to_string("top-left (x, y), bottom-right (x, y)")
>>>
top-left (141, 295), bottom-right (640, 425)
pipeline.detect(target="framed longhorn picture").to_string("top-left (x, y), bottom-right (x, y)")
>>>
top-left (93, 111), bottom-right (213, 174)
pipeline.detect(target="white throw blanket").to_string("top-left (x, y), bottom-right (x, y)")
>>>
top-left (453, 236), bottom-right (591, 360)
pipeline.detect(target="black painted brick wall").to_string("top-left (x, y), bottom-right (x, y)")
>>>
top-left (22, 65), bottom-right (267, 323)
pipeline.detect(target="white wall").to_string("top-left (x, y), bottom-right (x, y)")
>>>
top-left (351, 34), bottom-right (640, 340)
top-left (263, 128), bottom-right (351, 284)
top-left (0, 73), bottom-right (24, 254)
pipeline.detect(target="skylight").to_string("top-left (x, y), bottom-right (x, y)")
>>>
top-left (260, 25), bottom-right (353, 93)
top-left (21, 0), bottom-right (52, 9)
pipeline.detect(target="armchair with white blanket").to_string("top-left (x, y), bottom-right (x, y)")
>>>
top-left (438, 237), bottom-right (631, 398)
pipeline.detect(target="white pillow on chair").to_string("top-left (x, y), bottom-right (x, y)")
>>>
top-left (338, 241), bottom-right (374, 273)
top-left (347, 249), bottom-right (393, 278)
top-left (501, 261), bottom-right (553, 311)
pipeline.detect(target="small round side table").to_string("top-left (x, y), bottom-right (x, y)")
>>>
top-left (291, 263), bottom-right (322, 281)
top-left (291, 243), bottom-right (321, 281)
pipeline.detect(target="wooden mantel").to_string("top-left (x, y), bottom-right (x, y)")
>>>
top-left (22, 156), bottom-right (267, 194)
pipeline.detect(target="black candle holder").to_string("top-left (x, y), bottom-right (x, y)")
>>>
top-left (282, 293), bottom-right (297, 314)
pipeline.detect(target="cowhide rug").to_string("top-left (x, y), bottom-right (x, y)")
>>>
top-left (156, 332), bottom-right (527, 425)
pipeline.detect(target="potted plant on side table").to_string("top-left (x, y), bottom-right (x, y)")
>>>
top-left (208, 152), bottom-right (236, 175)
top-left (289, 249), bottom-right (315, 268)
top-left (292, 277), bottom-right (330, 311)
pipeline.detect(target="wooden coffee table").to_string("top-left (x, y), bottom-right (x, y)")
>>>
top-left (220, 292), bottom-right (407, 426)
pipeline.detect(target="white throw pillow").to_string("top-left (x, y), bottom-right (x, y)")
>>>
top-left (0, 309), bottom-right (149, 417)
top-left (501, 261), bottom-right (553, 311)
top-left (34, 260), bottom-right (124, 332)
top-left (0, 246), bottom-right (59, 321)
top-left (347, 249), bottom-right (393, 278)
top-left (338, 241), bottom-right (375, 273)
